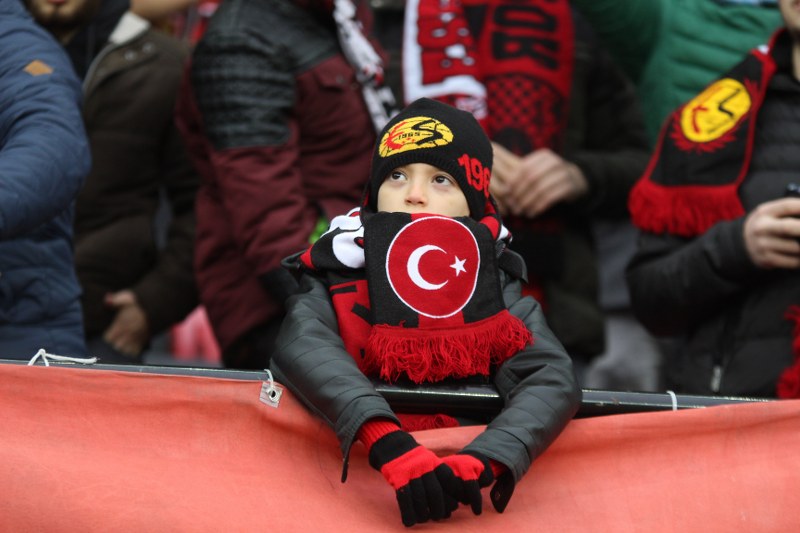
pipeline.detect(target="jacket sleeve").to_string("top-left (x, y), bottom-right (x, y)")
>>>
top-left (132, 44), bottom-right (199, 334)
top-left (0, 16), bottom-right (89, 239)
top-left (626, 217), bottom-right (761, 337)
top-left (271, 273), bottom-right (400, 464)
top-left (464, 273), bottom-right (581, 483)
top-left (568, 35), bottom-right (650, 219)
top-left (188, 29), bottom-right (318, 292)
top-left (570, 0), bottom-right (662, 83)
top-left (273, 269), bottom-right (580, 482)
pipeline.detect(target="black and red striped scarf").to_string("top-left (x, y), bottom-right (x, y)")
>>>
top-left (629, 29), bottom-right (800, 398)
top-left (299, 208), bottom-right (532, 386)
top-left (629, 30), bottom-right (783, 237)
top-left (402, 0), bottom-right (574, 153)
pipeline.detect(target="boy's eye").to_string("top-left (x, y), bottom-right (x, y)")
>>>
top-left (433, 175), bottom-right (453, 185)
top-left (388, 171), bottom-right (406, 181)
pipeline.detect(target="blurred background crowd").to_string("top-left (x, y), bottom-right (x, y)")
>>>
top-left (2, 0), bottom-right (798, 400)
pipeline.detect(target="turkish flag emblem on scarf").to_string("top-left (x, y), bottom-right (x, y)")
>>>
top-left (363, 212), bottom-right (531, 383)
top-left (383, 215), bottom-right (480, 319)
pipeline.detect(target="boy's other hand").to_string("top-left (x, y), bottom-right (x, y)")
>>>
top-left (441, 452), bottom-right (494, 515)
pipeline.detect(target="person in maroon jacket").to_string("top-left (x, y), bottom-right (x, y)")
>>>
top-left (176, 0), bottom-right (395, 369)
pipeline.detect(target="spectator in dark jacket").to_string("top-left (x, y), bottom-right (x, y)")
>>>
top-left (0, 0), bottom-right (90, 359)
top-left (176, 0), bottom-right (395, 369)
top-left (25, 0), bottom-right (200, 363)
top-left (627, 0), bottom-right (800, 397)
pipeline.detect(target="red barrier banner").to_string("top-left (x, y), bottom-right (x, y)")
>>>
top-left (1, 363), bottom-right (797, 531)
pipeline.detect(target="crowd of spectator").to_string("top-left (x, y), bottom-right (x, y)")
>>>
top-left (2, 0), bottom-right (797, 401)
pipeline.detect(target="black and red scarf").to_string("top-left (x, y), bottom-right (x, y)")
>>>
top-left (629, 30), bottom-right (785, 238)
top-left (629, 29), bottom-right (800, 399)
top-left (299, 208), bottom-right (532, 385)
top-left (402, 0), bottom-right (574, 154)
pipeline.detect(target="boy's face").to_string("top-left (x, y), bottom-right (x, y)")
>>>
top-left (377, 163), bottom-right (470, 217)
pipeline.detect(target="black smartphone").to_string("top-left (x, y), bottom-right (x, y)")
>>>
top-left (786, 185), bottom-right (800, 239)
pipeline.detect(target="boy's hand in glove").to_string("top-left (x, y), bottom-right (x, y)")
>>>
top-left (360, 421), bottom-right (459, 526)
top-left (442, 451), bottom-right (516, 514)
top-left (441, 452), bottom-right (494, 514)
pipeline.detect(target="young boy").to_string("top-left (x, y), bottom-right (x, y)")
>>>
top-left (271, 98), bottom-right (580, 527)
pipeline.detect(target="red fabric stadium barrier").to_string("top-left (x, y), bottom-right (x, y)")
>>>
top-left (1, 363), bottom-right (797, 531)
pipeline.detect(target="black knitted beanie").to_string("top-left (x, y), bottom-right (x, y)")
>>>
top-left (368, 98), bottom-right (493, 219)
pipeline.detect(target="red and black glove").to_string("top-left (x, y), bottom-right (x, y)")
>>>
top-left (360, 421), bottom-right (459, 527)
top-left (442, 451), bottom-right (516, 514)
top-left (441, 452), bottom-right (494, 514)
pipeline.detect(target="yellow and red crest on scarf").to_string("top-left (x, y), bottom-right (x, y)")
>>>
top-left (378, 116), bottom-right (454, 157)
top-left (679, 78), bottom-right (752, 144)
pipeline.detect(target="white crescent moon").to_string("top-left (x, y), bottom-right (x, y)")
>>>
top-left (407, 245), bottom-right (447, 290)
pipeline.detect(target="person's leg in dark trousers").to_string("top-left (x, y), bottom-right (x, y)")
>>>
top-left (221, 319), bottom-right (283, 370)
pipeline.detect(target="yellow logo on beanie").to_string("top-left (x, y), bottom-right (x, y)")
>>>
top-left (680, 78), bottom-right (751, 143)
top-left (379, 116), bottom-right (454, 157)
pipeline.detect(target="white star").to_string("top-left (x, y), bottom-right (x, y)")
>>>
top-left (450, 256), bottom-right (467, 276)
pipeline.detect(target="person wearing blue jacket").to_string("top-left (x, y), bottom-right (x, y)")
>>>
top-left (0, 1), bottom-right (91, 359)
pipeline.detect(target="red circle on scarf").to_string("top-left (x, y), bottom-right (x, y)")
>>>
top-left (386, 216), bottom-right (480, 318)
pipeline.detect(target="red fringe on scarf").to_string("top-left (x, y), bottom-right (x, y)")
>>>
top-left (397, 413), bottom-right (460, 432)
top-left (776, 306), bottom-right (800, 399)
top-left (362, 310), bottom-right (532, 384)
top-left (629, 179), bottom-right (745, 238)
